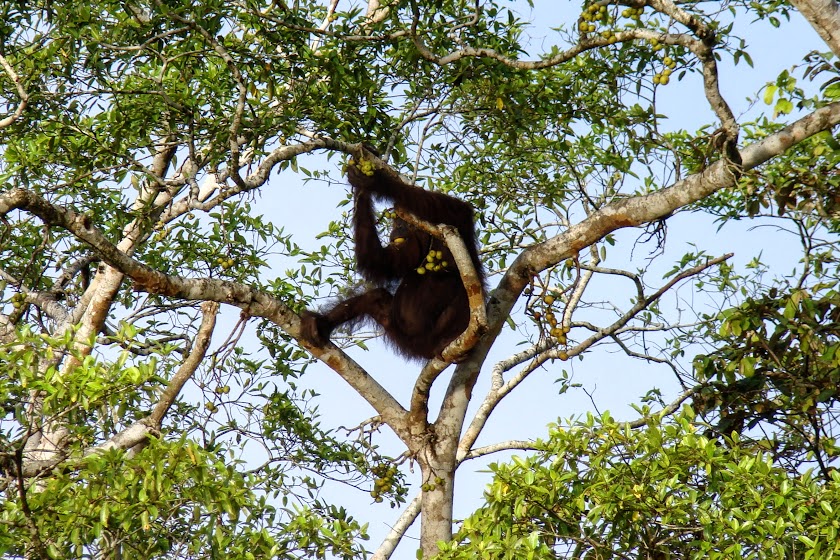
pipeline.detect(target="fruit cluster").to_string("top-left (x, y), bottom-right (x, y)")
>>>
top-left (654, 55), bottom-right (677, 85)
top-left (349, 157), bottom-right (376, 176)
top-left (216, 256), bottom-right (236, 270)
top-left (579, 3), bottom-right (609, 33)
top-left (370, 462), bottom-right (399, 503)
top-left (421, 476), bottom-right (445, 492)
top-left (543, 303), bottom-right (570, 344)
top-left (621, 6), bottom-right (644, 20)
top-left (416, 249), bottom-right (448, 275)
top-left (539, 294), bottom-right (571, 361)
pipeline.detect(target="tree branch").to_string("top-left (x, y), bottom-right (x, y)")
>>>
top-left (0, 53), bottom-right (28, 129)
top-left (0, 188), bottom-right (412, 438)
top-left (791, 0), bottom-right (840, 58)
top-left (492, 102), bottom-right (840, 335)
top-left (148, 301), bottom-right (219, 428)
top-left (372, 493), bottom-right (422, 560)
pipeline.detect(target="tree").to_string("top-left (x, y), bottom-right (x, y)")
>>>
top-left (1, 0), bottom-right (839, 558)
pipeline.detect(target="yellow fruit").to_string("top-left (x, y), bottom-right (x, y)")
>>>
top-left (559, 351), bottom-right (569, 361)
top-left (544, 295), bottom-right (555, 305)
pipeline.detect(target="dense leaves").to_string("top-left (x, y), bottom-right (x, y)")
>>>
top-left (441, 411), bottom-right (840, 559)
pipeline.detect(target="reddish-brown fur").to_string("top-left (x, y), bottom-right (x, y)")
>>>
top-left (301, 163), bottom-right (484, 360)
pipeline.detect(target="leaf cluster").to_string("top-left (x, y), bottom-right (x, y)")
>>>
top-left (440, 409), bottom-right (840, 559)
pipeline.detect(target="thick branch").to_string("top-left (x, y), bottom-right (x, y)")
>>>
top-left (243, 135), bottom-right (355, 190)
top-left (791, 0), bottom-right (840, 58)
top-left (497, 102), bottom-right (840, 321)
top-left (0, 189), bottom-right (411, 437)
top-left (397, 211), bottom-right (487, 417)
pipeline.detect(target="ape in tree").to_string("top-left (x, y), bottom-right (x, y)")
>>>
top-left (301, 158), bottom-right (485, 360)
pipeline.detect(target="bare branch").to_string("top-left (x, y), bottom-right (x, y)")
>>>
top-left (0, 53), bottom-right (28, 129)
top-left (311, 0), bottom-right (340, 50)
top-left (624, 387), bottom-right (700, 429)
top-left (458, 254), bottom-right (731, 459)
top-left (148, 301), bottom-right (219, 428)
top-left (51, 255), bottom-right (98, 292)
top-left (372, 494), bottom-right (421, 560)
top-left (540, 254), bottom-right (733, 364)
top-left (462, 440), bottom-right (539, 461)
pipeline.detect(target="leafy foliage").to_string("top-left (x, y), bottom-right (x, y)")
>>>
top-left (441, 410), bottom-right (840, 559)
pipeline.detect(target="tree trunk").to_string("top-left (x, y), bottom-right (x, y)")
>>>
top-left (419, 455), bottom-right (456, 559)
